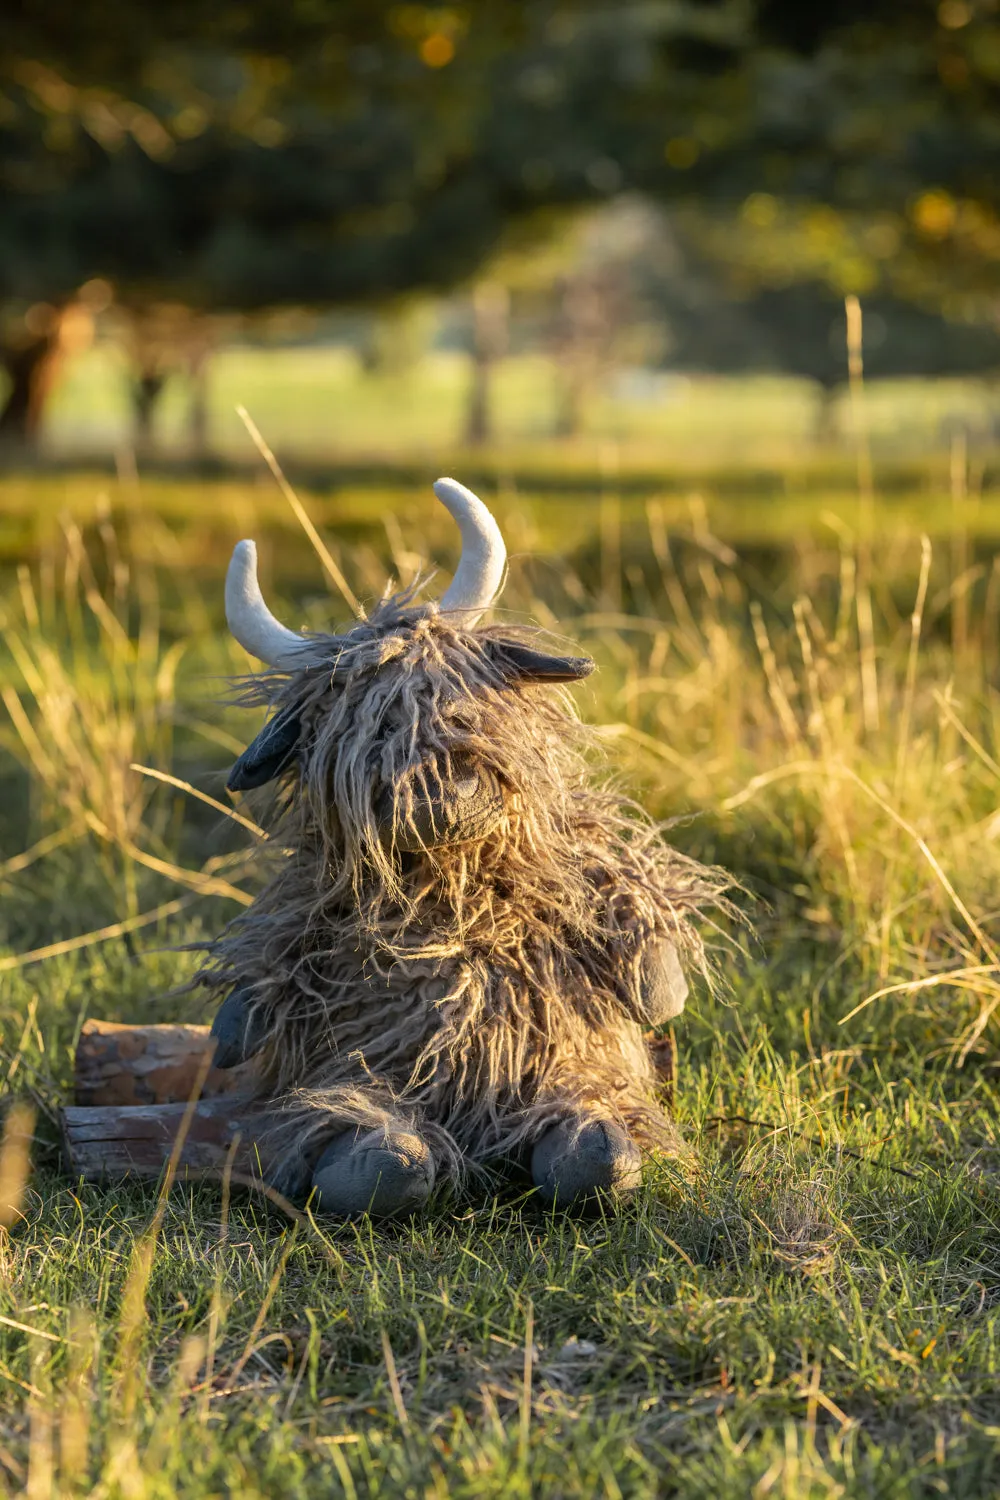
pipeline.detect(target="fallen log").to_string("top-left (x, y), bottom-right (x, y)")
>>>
top-left (63, 1019), bottom-right (268, 1187)
top-left (74, 1018), bottom-right (258, 1107)
top-left (61, 1019), bottom-right (675, 1188)
top-left (60, 1095), bottom-right (273, 1182)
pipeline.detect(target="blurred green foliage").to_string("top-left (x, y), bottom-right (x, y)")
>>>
top-left (0, 1), bottom-right (998, 441)
top-left (2, 2), bottom-right (998, 311)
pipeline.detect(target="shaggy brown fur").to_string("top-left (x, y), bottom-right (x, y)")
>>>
top-left (197, 590), bottom-right (730, 1189)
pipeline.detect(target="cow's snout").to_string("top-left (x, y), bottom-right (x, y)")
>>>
top-left (374, 753), bottom-right (505, 851)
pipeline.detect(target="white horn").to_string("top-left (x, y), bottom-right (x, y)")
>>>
top-left (225, 539), bottom-right (308, 668)
top-left (433, 477), bottom-right (506, 625)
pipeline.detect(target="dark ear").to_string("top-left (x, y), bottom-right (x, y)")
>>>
top-left (484, 639), bottom-right (595, 684)
top-left (227, 705), bottom-right (302, 792)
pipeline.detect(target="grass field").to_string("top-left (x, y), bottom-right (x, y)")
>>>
top-left (3, 422), bottom-right (1000, 1496)
top-left (39, 342), bottom-right (1000, 468)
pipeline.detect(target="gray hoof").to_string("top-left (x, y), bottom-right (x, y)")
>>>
top-left (638, 940), bottom-right (688, 1025)
top-left (310, 1127), bottom-right (435, 1219)
top-left (210, 986), bottom-right (269, 1069)
top-left (531, 1118), bottom-right (642, 1209)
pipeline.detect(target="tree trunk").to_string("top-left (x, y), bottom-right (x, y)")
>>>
top-left (465, 281), bottom-right (509, 446)
top-left (188, 347), bottom-right (210, 458)
top-left (131, 370), bottom-right (168, 456)
top-left (0, 301), bottom-right (93, 447)
top-left (0, 335), bottom-right (66, 445)
top-left (813, 382), bottom-right (841, 446)
top-left (555, 367), bottom-right (589, 439)
top-left (551, 276), bottom-right (607, 441)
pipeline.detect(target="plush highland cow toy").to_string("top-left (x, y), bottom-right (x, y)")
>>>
top-left (200, 479), bottom-right (725, 1217)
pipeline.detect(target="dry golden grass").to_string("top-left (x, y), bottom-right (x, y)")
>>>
top-left (1, 422), bottom-right (1000, 1495)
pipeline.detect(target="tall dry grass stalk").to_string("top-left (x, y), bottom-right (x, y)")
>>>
top-left (845, 295), bottom-right (879, 737)
top-left (0, 1100), bottom-right (35, 1284)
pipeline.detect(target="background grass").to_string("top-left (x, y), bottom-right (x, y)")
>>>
top-left (3, 392), bottom-right (1000, 1495)
top-left (40, 342), bottom-right (1000, 465)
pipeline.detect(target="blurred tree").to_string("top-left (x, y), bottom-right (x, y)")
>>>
top-left (493, 199), bottom-right (1000, 437)
top-left (0, 4), bottom-right (536, 442)
top-left (0, 292), bottom-right (103, 442)
top-left (111, 303), bottom-right (231, 457)
top-left (1, 0), bottom-right (998, 442)
top-left (543, 265), bottom-right (635, 440)
top-left (656, 202), bottom-right (1000, 433)
top-left (464, 282), bottom-right (509, 445)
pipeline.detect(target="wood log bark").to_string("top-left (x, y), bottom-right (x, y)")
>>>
top-left (63, 1020), bottom-right (268, 1187)
top-left (74, 1019), bottom-right (258, 1107)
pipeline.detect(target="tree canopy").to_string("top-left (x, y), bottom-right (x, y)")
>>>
top-left (1, 1), bottom-right (998, 435)
top-left (4, 1), bottom-right (998, 306)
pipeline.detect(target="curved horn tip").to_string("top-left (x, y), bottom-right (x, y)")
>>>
top-left (432, 476), bottom-right (506, 622)
top-left (225, 539), bottom-right (261, 614)
top-left (433, 476), bottom-right (482, 506)
top-left (225, 535), bottom-right (308, 668)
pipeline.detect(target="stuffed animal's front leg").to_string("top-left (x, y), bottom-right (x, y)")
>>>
top-left (531, 1116), bottom-right (642, 1208)
top-left (527, 933), bottom-right (686, 1210)
top-left (268, 1120), bottom-right (436, 1218)
top-left (637, 939), bottom-right (688, 1026)
top-left (210, 985), bottom-right (270, 1069)
top-left (211, 989), bottom-right (437, 1218)
top-left (310, 1126), bottom-right (435, 1218)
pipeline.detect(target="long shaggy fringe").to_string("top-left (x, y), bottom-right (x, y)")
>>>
top-left (196, 593), bottom-right (732, 1184)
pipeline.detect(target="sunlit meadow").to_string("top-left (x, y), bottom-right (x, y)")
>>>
top-left (2, 372), bottom-right (1000, 1495)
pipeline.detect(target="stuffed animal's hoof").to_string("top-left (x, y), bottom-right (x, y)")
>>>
top-left (638, 939), bottom-right (688, 1025)
top-left (531, 1119), bottom-right (642, 1209)
top-left (309, 1127), bottom-right (435, 1219)
top-left (210, 986), bottom-right (268, 1069)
